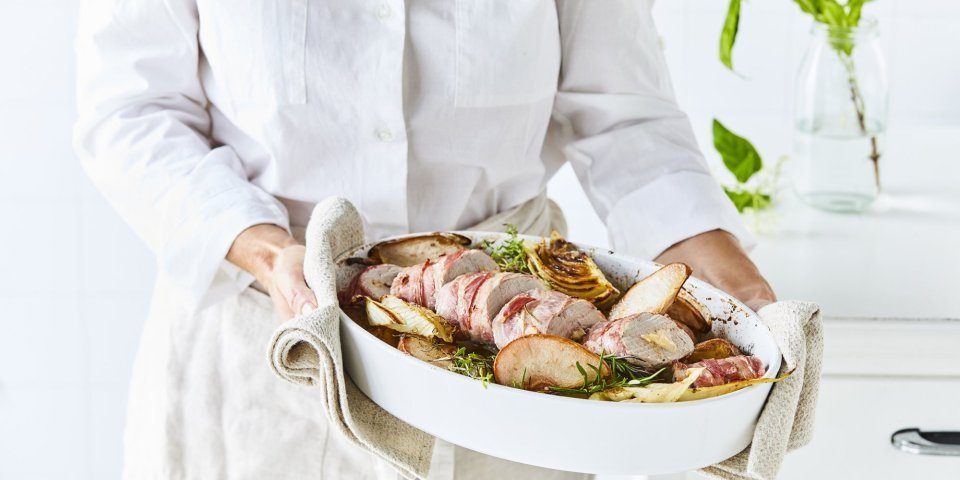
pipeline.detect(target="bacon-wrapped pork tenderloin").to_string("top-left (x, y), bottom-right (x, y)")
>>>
top-left (390, 249), bottom-right (498, 309)
top-left (672, 355), bottom-right (765, 388)
top-left (435, 272), bottom-right (545, 343)
top-left (491, 289), bottom-right (605, 349)
top-left (339, 264), bottom-right (402, 303)
top-left (582, 313), bottom-right (694, 368)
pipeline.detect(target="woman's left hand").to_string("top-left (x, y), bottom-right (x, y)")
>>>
top-left (226, 224), bottom-right (318, 322)
top-left (655, 229), bottom-right (776, 312)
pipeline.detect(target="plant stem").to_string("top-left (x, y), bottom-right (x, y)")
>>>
top-left (839, 52), bottom-right (881, 190)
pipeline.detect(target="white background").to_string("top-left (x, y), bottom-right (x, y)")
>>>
top-left (0, 1), bottom-right (957, 478)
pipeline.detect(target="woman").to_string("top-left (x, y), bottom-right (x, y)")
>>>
top-left (75, 0), bottom-right (775, 478)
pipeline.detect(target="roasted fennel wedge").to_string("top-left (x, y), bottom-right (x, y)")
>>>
top-left (362, 295), bottom-right (455, 342)
top-left (678, 371), bottom-right (792, 402)
top-left (525, 232), bottom-right (619, 307)
top-left (590, 367), bottom-right (704, 403)
top-left (589, 369), bottom-right (791, 403)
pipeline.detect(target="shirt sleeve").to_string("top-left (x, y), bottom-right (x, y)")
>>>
top-left (548, 0), bottom-right (755, 260)
top-left (73, 0), bottom-right (289, 311)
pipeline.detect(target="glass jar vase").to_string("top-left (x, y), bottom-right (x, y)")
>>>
top-left (793, 17), bottom-right (888, 212)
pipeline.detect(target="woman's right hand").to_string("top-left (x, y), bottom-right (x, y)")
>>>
top-left (227, 224), bottom-right (318, 322)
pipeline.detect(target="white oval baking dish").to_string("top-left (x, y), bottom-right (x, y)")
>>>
top-left (336, 232), bottom-right (781, 475)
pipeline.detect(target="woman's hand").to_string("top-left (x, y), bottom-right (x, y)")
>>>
top-left (226, 224), bottom-right (318, 322)
top-left (655, 229), bottom-right (775, 312)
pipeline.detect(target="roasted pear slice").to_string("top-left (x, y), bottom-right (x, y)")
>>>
top-left (397, 335), bottom-right (457, 369)
top-left (609, 263), bottom-right (691, 320)
top-left (367, 233), bottom-right (471, 267)
top-left (666, 289), bottom-right (713, 335)
top-left (493, 334), bottom-right (610, 391)
top-left (682, 338), bottom-right (743, 363)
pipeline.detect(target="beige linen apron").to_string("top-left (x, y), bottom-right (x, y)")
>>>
top-left (122, 194), bottom-right (586, 480)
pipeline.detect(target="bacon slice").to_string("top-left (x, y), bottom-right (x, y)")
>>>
top-left (468, 273), bottom-right (545, 344)
top-left (390, 249), bottom-right (497, 309)
top-left (491, 289), bottom-right (605, 349)
top-left (340, 264), bottom-right (402, 303)
top-left (435, 271), bottom-right (545, 343)
top-left (672, 355), bottom-right (765, 388)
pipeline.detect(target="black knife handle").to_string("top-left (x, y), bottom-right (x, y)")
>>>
top-left (892, 428), bottom-right (960, 456)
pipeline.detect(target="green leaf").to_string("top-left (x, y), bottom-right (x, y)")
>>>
top-left (713, 119), bottom-right (763, 184)
top-left (819, 0), bottom-right (848, 27)
top-left (724, 188), bottom-right (752, 212)
top-left (792, 0), bottom-right (821, 16)
top-left (847, 0), bottom-right (867, 25)
top-left (724, 187), bottom-right (771, 213)
top-left (719, 0), bottom-right (741, 70)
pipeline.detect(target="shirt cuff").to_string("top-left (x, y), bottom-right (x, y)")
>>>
top-left (156, 150), bottom-right (290, 313)
top-left (605, 171), bottom-right (755, 260)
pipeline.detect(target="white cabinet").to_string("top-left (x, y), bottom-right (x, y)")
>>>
top-left (777, 376), bottom-right (960, 479)
top-left (654, 320), bottom-right (960, 480)
top-left (776, 319), bottom-right (960, 479)
top-left (671, 375), bottom-right (960, 480)
top-left (745, 125), bottom-right (960, 478)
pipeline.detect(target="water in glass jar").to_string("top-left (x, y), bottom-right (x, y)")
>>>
top-left (793, 118), bottom-right (882, 212)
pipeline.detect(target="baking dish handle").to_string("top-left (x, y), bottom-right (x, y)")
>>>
top-left (891, 428), bottom-right (960, 456)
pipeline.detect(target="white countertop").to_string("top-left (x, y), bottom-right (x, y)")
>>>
top-left (749, 123), bottom-right (960, 320)
top-left (553, 120), bottom-right (960, 321)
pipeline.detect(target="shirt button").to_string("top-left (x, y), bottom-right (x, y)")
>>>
top-left (376, 128), bottom-right (395, 142)
top-left (375, 4), bottom-right (392, 20)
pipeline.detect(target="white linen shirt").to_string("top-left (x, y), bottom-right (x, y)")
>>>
top-left (74, 0), bottom-right (752, 312)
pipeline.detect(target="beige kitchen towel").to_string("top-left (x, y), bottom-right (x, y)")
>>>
top-left (466, 191), bottom-right (568, 238)
top-left (268, 195), bottom-right (565, 480)
top-left (269, 197), bottom-right (433, 480)
top-left (698, 300), bottom-right (824, 480)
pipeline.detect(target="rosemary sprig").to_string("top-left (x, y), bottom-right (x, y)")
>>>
top-left (512, 368), bottom-right (528, 389)
top-left (480, 224), bottom-right (531, 273)
top-left (547, 352), bottom-right (666, 395)
top-left (443, 347), bottom-right (495, 388)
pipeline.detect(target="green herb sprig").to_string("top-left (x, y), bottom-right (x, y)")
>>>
top-left (547, 352), bottom-right (665, 396)
top-left (720, 0), bottom-right (872, 71)
top-left (444, 347), bottom-right (495, 388)
top-left (480, 224), bottom-right (531, 273)
top-left (712, 119), bottom-right (772, 214)
top-left (718, 0), bottom-right (881, 188)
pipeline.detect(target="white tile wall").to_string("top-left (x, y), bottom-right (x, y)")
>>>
top-left (0, 387), bottom-right (88, 479)
top-left (0, 1), bottom-right (153, 478)
top-left (0, 0), bottom-right (956, 478)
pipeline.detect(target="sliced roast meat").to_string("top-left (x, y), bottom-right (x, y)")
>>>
top-left (435, 271), bottom-right (545, 343)
top-left (490, 293), bottom-right (538, 348)
top-left (434, 271), bottom-right (495, 337)
top-left (437, 249), bottom-right (498, 284)
top-left (421, 257), bottom-right (441, 308)
top-left (672, 355), bottom-right (765, 388)
top-left (389, 259), bottom-right (427, 307)
top-left (491, 289), bottom-right (606, 349)
top-left (390, 249), bottom-right (498, 309)
top-left (468, 273), bottom-right (546, 344)
top-left (582, 313), bottom-right (694, 368)
top-left (424, 249), bottom-right (497, 309)
top-left (342, 264), bottom-right (402, 302)
top-left (456, 271), bottom-right (495, 334)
